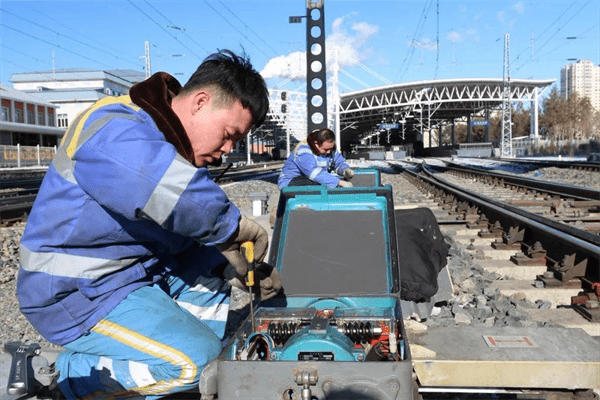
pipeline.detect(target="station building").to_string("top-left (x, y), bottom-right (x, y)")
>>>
top-left (9, 68), bottom-right (146, 132)
top-left (0, 83), bottom-right (64, 147)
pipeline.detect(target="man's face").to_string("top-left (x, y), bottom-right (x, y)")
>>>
top-left (314, 139), bottom-right (335, 155)
top-left (182, 91), bottom-right (253, 167)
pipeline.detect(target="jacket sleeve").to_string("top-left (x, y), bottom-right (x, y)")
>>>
top-left (71, 112), bottom-right (239, 246)
top-left (294, 147), bottom-right (340, 188)
top-left (332, 152), bottom-right (350, 176)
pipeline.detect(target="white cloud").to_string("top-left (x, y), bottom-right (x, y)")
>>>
top-left (466, 29), bottom-right (479, 42)
top-left (496, 10), bottom-right (505, 23)
top-left (511, 2), bottom-right (525, 14)
top-left (259, 51), bottom-right (306, 81)
top-left (260, 15), bottom-right (379, 81)
top-left (447, 31), bottom-right (462, 43)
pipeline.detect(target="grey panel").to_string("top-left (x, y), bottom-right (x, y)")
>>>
top-left (351, 173), bottom-right (377, 187)
top-left (279, 209), bottom-right (388, 296)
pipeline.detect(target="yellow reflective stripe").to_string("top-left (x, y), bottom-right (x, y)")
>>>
top-left (66, 95), bottom-right (140, 158)
top-left (91, 320), bottom-right (197, 396)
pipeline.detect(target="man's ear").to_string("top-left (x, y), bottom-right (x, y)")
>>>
top-left (191, 90), bottom-right (210, 115)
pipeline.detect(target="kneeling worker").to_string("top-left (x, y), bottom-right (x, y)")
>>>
top-left (278, 128), bottom-right (354, 189)
top-left (17, 49), bottom-right (281, 399)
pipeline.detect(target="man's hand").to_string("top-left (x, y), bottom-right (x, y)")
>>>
top-left (343, 168), bottom-right (354, 180)
top-left (217, 215), bottom-right (268, 276)
top-left (225, 262), bottom-right (282, 300)
top-left (338, 180), bottom-right (353, 188)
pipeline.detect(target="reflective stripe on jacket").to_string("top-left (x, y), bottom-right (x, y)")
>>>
top-left (277, 140), bottom-right (349, 188)
top-left (17, 95), bottom-right (240, 345)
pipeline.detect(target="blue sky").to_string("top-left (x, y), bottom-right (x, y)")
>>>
top-left (1, 0), bottom-right (598, 94)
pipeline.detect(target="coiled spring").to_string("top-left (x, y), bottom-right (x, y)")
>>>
top-left (268, 322), bottom-right (300, 343)
top-left (342, 322), bottom-right (373, 342)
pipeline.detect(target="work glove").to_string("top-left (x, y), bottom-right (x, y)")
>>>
top-left (343, 168), bottom-right (354, 180)
top-left (224, 262), bottom-right (283, 300)
top-left (216, 215), bottom-right (268, 276)
top-left (338, 180), bottom-right (353, 188)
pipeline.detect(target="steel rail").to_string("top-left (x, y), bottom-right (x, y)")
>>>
top-left (403, 167), bottom-right (600, 264)
top-left (440, 160), bottom-right (600, 201)
top-left (484, 157), bottom-right (600, 172)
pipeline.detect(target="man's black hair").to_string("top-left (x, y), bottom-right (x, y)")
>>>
top-left (181, 49), bottom-right (269, 128)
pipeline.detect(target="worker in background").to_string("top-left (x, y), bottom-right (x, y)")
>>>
top-left (17, 49), bottom-right (281, 399)
top-left (277, 128), bottom-right (354, 188)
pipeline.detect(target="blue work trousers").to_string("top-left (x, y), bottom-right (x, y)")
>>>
top-left (55, 270), bottom-right (230, 400)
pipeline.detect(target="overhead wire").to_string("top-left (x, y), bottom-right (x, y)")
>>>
top-left (142, 1), bottom-right (210, 54)
top-left (1, 44), bottom-right (102, 82)
top-left (218, 1), bottom-right (279, 56)
top-left (512, 1), bottom-right (577, 64)
top-left (126, 0), bottom-right (203, 61)
top-left (0, 23), bottom-right (119, 69)
top-left (25, 5), bottom-right (139, 64)
top-left (0, 8), bottom-right (141, 68)
top-left (202, 1), bottom-right (271, 59)
top-left (536, 24), bottom-right (598, 60)
top-left (515, 0), bottom-right (592, 72)
top-left (395, 0), bottom-right (434, 81)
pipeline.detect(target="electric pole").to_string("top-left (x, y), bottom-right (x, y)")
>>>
top-left (501, 33), bottom-right (512, 158)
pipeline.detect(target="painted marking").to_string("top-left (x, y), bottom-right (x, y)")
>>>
top-left (484, 335), bottom-right (538, 348)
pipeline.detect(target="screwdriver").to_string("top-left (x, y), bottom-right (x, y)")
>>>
top-left (240, 241), bottom-right (256, 333)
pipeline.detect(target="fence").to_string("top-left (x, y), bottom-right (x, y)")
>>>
top-left (0, 144), bottom-right (57, 168)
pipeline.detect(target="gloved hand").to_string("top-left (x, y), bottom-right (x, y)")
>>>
top-left (216, 215), bottom-right (268, 276)
top-left (224, 262), bottom-right (283, 300)
top-left (338, 180), bottom-right (353, 188)
top-left (343, 168), bottom-right (354, 179)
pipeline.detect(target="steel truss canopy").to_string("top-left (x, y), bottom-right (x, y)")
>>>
top-left (338, 78), bottom-right (555, 144)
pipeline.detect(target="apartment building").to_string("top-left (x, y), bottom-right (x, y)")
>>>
top-left (560, 59), bottom-right (600, 111)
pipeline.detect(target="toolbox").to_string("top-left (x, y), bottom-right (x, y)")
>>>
top-left (200, 170), bottom-right (416, 400)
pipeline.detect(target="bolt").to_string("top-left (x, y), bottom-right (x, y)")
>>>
top-left (390, 382), bottom-right (399, 392)
top-left (543, 271), bottom-right (554, 279)
top-left (534, 280), bottom-right (545, 288)
top-left (270, 353), bottom-right (277, 360)
top-left (357, 353), bottom-right (365, 361)
top-left (585, 300), bottom-right (599, 309)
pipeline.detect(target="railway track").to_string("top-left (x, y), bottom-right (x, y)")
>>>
top-left (1, 159), bottom-right (599, 398)
top-left (382, 161), bottom-right (599, 397)
top-left (0, 162), bottom-right (284, 226)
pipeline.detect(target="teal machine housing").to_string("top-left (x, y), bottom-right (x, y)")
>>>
top-left (201, 169), bottom-right (416, 400)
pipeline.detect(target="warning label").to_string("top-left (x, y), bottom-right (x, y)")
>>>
top-left (484, 335), bottom-right (538, 348)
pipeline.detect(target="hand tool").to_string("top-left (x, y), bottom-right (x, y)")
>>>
top-left (4, 341), bottom-right (40, 396)
top-left (241, 241), bottom-right (256, 333)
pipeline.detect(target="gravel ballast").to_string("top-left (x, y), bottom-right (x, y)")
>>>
top-left (0, 164), bottom-right (596, 350)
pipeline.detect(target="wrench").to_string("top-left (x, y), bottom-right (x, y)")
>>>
top-left (4, 341), bottom-right (41, 396)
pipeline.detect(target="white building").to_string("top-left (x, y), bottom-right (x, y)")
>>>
top-left (560, 59), bottom-right (600, 111)
top-left (0, 83), bottom-right (64, 146)
top-left (10, 68), bottom-right (146, 129)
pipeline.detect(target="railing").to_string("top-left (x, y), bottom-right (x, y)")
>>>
top-left (0, 145), bottom-right (56, 168)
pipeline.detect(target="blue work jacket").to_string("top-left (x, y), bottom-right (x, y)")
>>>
top-left (277, 140), bottom-right (350, 188)
top-left (17, 95), bottom-right (240, 345)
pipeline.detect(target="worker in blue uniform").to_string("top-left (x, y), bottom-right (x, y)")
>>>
top-left (277, 128), bottom-right (354, 188)
top-left (17, 49), bottom-right (281, 399)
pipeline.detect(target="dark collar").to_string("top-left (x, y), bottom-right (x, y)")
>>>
top-left (129, 72), bottom-right (196, 165)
